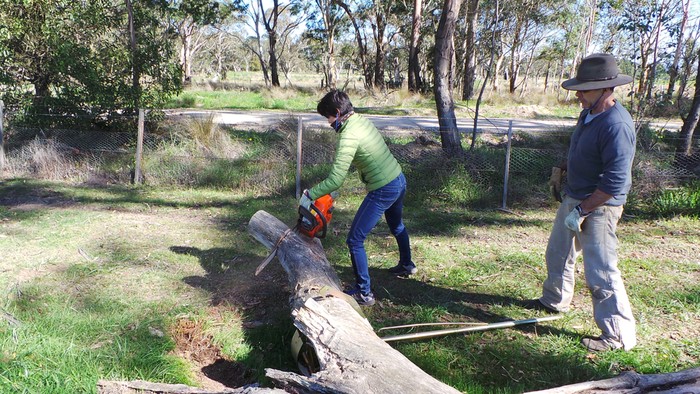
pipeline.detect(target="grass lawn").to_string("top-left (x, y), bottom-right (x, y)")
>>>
top-left (1, 177), bottom-right (698, 393)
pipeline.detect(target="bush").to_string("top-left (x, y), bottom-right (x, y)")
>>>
top-left (649, 181), bottom-right (700, 218)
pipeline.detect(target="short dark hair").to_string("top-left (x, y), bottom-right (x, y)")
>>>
top-left (317, 90), bottom-right (354, 117)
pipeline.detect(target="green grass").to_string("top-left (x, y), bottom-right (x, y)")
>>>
top-left (164, 78), bottom-right (586, 120)
top-left (2, 109), bottom-right (699, 394)
top-left (165, 89), bottom-right (321, 112)
top-left (1, 175), bottom-right (698, 393)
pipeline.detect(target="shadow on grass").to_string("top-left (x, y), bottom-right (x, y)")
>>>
top-left (169, 244), bottom-right (297, 387)
top-left (329, 265), bottom-right (602, 392)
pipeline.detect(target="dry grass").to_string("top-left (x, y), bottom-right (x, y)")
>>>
top-left (4, 139), bottom-right (96, 181)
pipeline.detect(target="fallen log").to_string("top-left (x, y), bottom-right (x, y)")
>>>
top-left (247, 210), bottom-right (462, 394)
top-left (96, 379), bottom-right (286, 394)
top-left (526, 367), bottom-right (700, 394)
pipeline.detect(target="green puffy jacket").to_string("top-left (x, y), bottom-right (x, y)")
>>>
top-left (308, 114), bottom-right (402, 200)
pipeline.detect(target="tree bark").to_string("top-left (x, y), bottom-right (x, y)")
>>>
top-left (371, 1), bottom-right (391, 89)
top-left (262, 0), bottom-right (281, 87)
top-left (337, 0), bottom-right (373, 89)
top-left (96, 379), bottom-right (284, 393)
top-left (526, 367), bottom-right (700, 394)
top-left (434, 0), bottom-right (464, 155)
top-left (408, 0), bottom-right (423, 92)
top-left (666, 0), bottom-right (689, 96)
top-left (246, 210), bottom-right (462, 394)
top-left (678, 51), bottom-right (700, 157)
top-left (461, 0), bottom-right (480, 100)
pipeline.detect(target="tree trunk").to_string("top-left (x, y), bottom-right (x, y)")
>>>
top-left (372, 5), bottom-right (389, 89)
top-left (246, 211), bottom-right (462, 394)
top-left (434, 0), bottom-right (464, 155)
top-left (461, 0), bottom-right (480, 100)
top-left (667, 0), bottom-right (689, 96)
top-left (337, 0), bottom-right (373, 89)
top-left (408, 0), bottom-right (423, 92)
top-left (262, 0), bottom-right (281, 88)
top-left (97, 379), bottom-right (284, 393)
top-left (269, 30), bottom-right (280, 87)
top-left (678, 52), bottom-right (700, 157)
top-left (525, 367), bottom-right (700, 394)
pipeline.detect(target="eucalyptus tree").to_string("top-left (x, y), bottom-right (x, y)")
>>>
top-left (494, 0), bottom-right (565, 94)
top-left (243, 0), bottom-right (273, 85)
top-left (434, 0), bottom-right (463, 154)
top-left (368, 0), bottom-right (405, 89)
top-left (335, 0), bottom-right (374, 89)
top-left (246, 0), bottom-right (304, 87)
top-left (460, 0), bottom-right (480, 99)
top-left (665, 0), bottom-right (690, 97)
top-left (675, 18), bottom-right (700, 101)
top-left (613, 0), bottom-right (678, 98)
top-left (305, 0), bottom-right (347, 89)
top-left (408, 0), bottom-right (425, 92)
top-left (163, 0), bottom-right (243, 85)
top-left (678, 49), bottom-right (699, 158)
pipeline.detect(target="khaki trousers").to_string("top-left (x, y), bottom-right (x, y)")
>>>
top-left (540, 196), bottom-right (637, 350)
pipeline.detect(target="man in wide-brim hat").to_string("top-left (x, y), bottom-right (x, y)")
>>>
top-left (522, 53), bottom-right (638, 352)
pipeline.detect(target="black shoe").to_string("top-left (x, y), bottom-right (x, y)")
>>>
top-left (344, 288), bottom-right (376, 306)
top-left (388, 263), bottom-right (417, 277)
top-left (581, 337), bottom-right (616, 352)
top-left (520, 299), bottom-right (559, 314)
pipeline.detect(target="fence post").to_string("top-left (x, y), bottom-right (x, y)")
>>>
top-left (296, 116), bottom-right (303, 199)
top-left (0, 100), bottom-right (4, 172)
top-left (134, 109), bottom-right (144, 184)
top-left (501, 120), bottom-right (513, 210)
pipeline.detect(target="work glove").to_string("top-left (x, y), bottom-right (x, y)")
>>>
top-left (564, 205), bottom-right (588, 232)
top-left (548, 167), bottom-right (564, 203)
top-left (299, 189), bottom-right (312, 210)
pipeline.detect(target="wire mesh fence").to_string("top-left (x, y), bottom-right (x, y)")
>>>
top-left (1, 108), bottom-right (698, 208)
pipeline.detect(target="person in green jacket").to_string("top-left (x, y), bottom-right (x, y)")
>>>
top-left (300, 90), bottom-right (416, 306)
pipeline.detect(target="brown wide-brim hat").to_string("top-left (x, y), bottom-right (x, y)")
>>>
top-left (561, 53), bottom-right (633, 91)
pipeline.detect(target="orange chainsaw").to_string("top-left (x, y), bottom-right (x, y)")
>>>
top-left (255, 193), bottom-right (336, 276)
top-left (297, 193), bottom-right (335, 239)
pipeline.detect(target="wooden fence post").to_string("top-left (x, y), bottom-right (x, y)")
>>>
top-left (134, 109), bottom-right (144, 184)
top-left (0, 100), bottom-right (5, 172)
top-left (296, 116), bottom-right (303, 199)
top-left (501, 120), bottom-right (513, 210)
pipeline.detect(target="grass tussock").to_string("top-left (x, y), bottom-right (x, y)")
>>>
top-left (4, 138), bottom-right (96, 181)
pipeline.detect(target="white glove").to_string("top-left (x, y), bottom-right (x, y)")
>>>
top-left (299, 190), bottom-right (312, 210)
top-left (564, 205), bottom-right (587, 232)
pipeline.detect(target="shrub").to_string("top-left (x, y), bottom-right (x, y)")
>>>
top-left (649, 181), bottom-right (700, 217)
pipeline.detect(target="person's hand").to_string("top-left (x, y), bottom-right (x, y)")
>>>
top-left (548, 167), bottom-right (564, 202)
top-left (564, 205), bottom-right (587, 232)
top-left (299, 190), bottom-right (312, 210)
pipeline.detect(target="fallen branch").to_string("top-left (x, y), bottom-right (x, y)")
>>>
top-left (1, 308), bottom-right (21, 327)
top-left (96, 380), bottom-right (285, 394)
top-left (526, 367), bottom-right (700, 393)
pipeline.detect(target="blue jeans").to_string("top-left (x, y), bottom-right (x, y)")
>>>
top-left (347, 173), bottom-right (413, 294)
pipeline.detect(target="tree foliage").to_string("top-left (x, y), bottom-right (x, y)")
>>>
top-left (0, 0), bottom-right (248, 121)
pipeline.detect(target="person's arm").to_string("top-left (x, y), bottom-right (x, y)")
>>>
top-left (308, 132), bottom-right (359, 199)
top-left (577, 189), bottom-right (613, 214)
